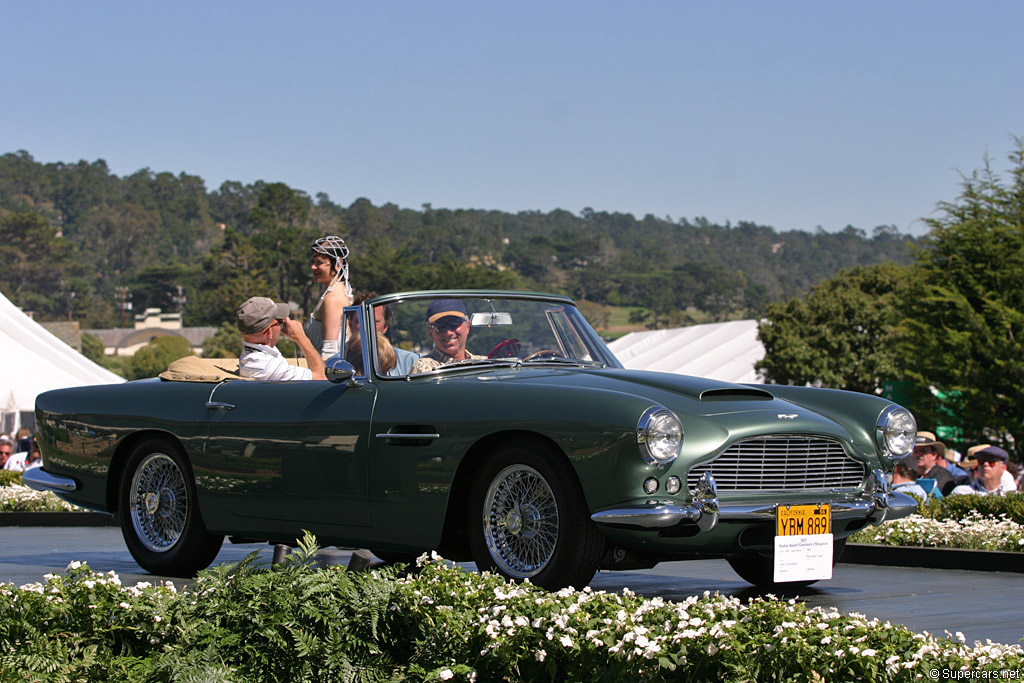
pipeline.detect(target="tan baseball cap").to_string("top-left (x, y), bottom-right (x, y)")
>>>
top-left (236, 297), bottom-right (290, 335)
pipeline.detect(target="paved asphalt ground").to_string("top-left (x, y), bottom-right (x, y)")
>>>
top-left (2, 526), bottom-right (1021, 646)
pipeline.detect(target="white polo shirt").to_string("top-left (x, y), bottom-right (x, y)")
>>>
top-left (238, 343), bottom-right (313, 381)
top-left (4, 451), bottom-right (40, 471)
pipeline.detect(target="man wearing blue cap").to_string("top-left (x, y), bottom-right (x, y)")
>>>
top-left (950, 446), bottom-right (1013, 496)
top-left (410, 299), bottom-right (485, 374)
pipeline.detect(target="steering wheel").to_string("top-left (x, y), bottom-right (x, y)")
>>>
top-left (523, 349), bottom-right (564, 361)
top-left (487, 339), bottom-right (521, 359)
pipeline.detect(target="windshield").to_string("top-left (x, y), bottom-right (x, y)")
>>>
top-left (351, 294), bottom-right (623, 378)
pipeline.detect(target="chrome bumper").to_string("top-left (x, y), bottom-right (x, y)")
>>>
top-left (591, 470), bottom-right (917, 531)
top-left (21, 468), bottom-right (78, 493)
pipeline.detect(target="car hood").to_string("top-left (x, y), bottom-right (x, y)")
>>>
top-left (466, 365), bottom-right (864, 446)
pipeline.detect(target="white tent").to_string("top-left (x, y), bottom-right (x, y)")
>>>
top-left (0, 292), bottom-right (124, 434)
top-left (607, 319), bottom-right (765, 385)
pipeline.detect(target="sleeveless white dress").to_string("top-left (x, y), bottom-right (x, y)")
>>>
top-left (305, 316), bottom-right (341, 355)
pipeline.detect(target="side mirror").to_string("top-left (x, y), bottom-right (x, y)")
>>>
top-left (325, 358), bottom-right (359, 385)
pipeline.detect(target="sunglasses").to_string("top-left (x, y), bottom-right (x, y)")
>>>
top-left (976, 457), bottom-right (1004, 466)
top-left (429, 319), bottom-right (467, 333)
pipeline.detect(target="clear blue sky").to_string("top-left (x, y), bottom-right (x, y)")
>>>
top-left (3, 1), bottom-right (1021, 236)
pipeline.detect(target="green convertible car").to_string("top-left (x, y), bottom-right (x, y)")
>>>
top-left (26, 290), bottom-right (918, 590)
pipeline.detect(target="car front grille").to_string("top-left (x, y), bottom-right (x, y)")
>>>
top-left (686, 436), bottom-right (866, 493)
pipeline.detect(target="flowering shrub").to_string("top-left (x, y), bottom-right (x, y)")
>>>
top-left (0, 483), bottom-right (80, 512)
top-left (850, 510), bottom-right (1024, 551)
top-left (1, 534), bottom-right (1021, 681)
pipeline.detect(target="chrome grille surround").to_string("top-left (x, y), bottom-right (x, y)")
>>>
top-left (686, 435), bottom-right (866, 493)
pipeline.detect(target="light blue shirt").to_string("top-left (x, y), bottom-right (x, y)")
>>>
top-left (391, 348), bottom-right (419, 376)
top-left (892, 481), bottom-right (928, 499)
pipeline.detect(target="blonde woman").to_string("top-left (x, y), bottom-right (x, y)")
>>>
top-left (306, 236), bottom-right (353, 359)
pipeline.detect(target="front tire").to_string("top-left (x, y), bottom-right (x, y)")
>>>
top-left (119, 438), bottom-right (223, 577)
top-left (727, 537), bottom-right (847, 589)
top-left (468, 442), bottom-right (603, 590)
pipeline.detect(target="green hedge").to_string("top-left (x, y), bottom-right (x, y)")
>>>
top-left (916, 491), bottom-right (1024, 524)
top-left (0, 471), bottom-right (22, 487)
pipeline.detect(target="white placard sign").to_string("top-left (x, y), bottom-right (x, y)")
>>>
top-left (773, 533), bottom-right (834, 583)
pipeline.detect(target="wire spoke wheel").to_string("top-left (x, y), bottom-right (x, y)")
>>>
top-left (483, 464), bottom-right (559, 578)
top-left (129, 452), bottom-right (187, 552)
top-left (119, 438), bottom-right (223, 577)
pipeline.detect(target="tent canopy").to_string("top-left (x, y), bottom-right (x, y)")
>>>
top-left (0, 292), bottom-right (124, 433)
top-left (607, 319), bottom-right (765, 385)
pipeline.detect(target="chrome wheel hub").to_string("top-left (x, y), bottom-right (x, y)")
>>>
top-left (483, 464), bottom-right (559, 578)
top-left (129, 453), bottom-right (187, 553)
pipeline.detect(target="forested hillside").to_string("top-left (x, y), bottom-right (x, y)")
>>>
top-left (0, 150), bottom-right (917, 329)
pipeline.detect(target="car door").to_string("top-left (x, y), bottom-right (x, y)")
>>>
top-left (203, 378), bottom-right (377, 534)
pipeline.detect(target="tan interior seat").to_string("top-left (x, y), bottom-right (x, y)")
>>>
top-left (159, 355), bottom-right (310, 382)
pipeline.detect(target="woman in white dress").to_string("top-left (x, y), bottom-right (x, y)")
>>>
top-left (306, 235), bottom-right (353, 359)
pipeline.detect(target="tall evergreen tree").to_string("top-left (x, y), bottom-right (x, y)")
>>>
top-left (900, 139), bottom-right (1024, 456)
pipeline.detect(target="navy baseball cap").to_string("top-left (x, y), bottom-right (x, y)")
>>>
top-left (426, 299), bottom-right (468, 323)
top-left (974, 446), bottom-right (1009, 462)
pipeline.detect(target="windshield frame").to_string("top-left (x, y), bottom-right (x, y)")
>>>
top-left (354, 290), bottom-right (623, 380)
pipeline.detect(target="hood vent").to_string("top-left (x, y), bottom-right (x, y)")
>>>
top-left (699, 387), bottom-right (774, 402)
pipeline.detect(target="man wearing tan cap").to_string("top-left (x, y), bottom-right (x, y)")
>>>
top-left (912, 431), bottom-right (955, 496)
top-left (236, 297), bottom-right (326, 381)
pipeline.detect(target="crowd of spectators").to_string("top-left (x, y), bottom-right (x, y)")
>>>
top-left (895, 430), bottom-right (1021, 499)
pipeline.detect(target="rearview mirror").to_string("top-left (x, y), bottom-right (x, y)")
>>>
top-left (470, 311), bottom-right (513, 326)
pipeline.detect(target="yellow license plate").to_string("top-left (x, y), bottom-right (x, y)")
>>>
top-left (776, 504), bottom-right (831, 536)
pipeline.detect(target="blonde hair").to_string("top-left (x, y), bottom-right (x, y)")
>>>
top-left (345, 332), bottom-right (396, 375)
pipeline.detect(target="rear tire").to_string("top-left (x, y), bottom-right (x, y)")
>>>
top-left (468, 442), bottom-right (603, 590)
top-left (118, 437), bottom-right (223, 577)
top-left (727, 537), bottom-right (847, 589)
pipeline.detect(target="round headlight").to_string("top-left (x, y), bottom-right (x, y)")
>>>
top-left (637, 406), bottom-right (683, 466)
top-left (877, 406), bottom-right (917, 459)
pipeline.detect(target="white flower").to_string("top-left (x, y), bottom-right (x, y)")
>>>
top-left (535, 649), bottom-right (547, 662)
top-left (438, 667), bottom-right (454, 680)
top-left (861, 648), bottom-right (876, 657)
top-left (559, 635), bottom-right (573, 648)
